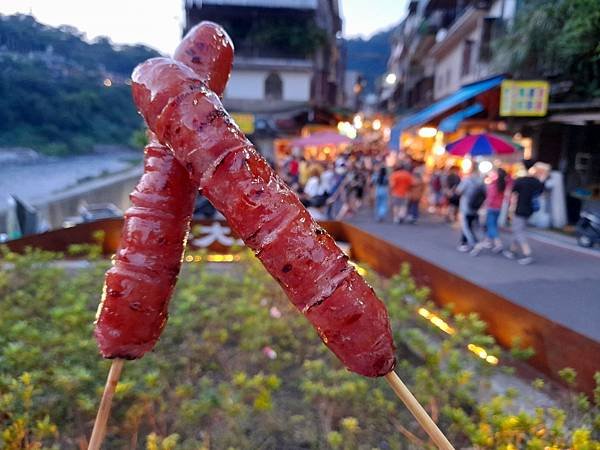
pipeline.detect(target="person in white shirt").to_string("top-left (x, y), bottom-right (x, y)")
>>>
top-left (304, 165), bottom-right (324, 199)
top-left (320, 163), bottom-right (335, 195)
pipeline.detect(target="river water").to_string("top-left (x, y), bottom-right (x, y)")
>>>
top-left (0, 153), bottom-right (143, 231)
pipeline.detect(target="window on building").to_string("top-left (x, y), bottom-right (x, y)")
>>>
top-left (265, 72), bottom-right (283, 100)
top-left (462, 39), bottom-right (474, 76)
top-left (480, 17), bottom-right (503, 62)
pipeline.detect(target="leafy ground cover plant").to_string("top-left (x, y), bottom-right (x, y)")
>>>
top-left (0, 246), bottom-right (598, 449)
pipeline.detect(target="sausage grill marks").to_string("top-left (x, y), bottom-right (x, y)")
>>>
top-left (94, 22), bottom-right (234, 359)
top-left (131, 58), bottom-right (396, 377)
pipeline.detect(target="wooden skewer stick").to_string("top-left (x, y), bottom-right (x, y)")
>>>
top-left (88, 359), bottom-right (125, 450)
top-left (385, 371), bottom-right (455, 450)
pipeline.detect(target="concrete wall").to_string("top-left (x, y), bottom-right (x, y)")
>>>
top-left (1, 168), bottom-right (142, 233)
top-left (434, 43), bottom-right (463, 99)
top-left (225, 69), bottom-right (311, 101)
top-left (225, 71), bottom-right (265, 100)
top-left (433, 0), bottom-right (517, 100)
top-left (282, 72), bottom-right (312, 101)
top-left (489, 0), bottom-right (517, 21)
top-left (38, 171), bottom-right (141, 229)
top-left (433, 27), bottom-right (483, 99)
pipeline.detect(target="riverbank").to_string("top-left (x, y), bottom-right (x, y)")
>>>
top-left (0, 151), bottom-right (142, 231)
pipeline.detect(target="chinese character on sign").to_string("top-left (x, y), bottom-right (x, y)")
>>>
top-left (500, 80), bottom-right (549, 117)
top-left (190, 222), bottom-right (244, 247)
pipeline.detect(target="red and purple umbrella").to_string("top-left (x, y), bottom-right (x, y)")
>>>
top-left (446, 133), bottom-right (521, 156)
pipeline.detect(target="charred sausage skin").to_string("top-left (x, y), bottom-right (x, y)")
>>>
top-left (95, 142), bottom-right (196, 358)
top-left (95, 23), bottom-right (233, 359)
top-left (131, 58), bottom-right (396, 377)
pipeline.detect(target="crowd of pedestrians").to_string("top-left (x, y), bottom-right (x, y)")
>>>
top-left (280, 151), bottom-right (549, 265)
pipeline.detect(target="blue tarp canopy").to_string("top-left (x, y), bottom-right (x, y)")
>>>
top-left (438, 103), bottom-right (484, 133)
top-left (389, 75), bottom-right (505, 150)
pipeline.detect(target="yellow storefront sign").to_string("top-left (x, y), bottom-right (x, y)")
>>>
top-left (231, 113), bottom-right (255, 134)
top-left (500, 80), bottom-right (549, 117)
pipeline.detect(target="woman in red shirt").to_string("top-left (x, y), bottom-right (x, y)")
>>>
top-left (471, 168), bottom-right (510, 255)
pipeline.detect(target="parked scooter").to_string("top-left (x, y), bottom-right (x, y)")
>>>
top-left (575, 210), bottom-right (600, 248)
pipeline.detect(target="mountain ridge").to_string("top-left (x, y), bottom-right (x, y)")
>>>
top-left (0, 14), bottom-right (160, 155)
top-left (343, 25), bottom-right (397, 94)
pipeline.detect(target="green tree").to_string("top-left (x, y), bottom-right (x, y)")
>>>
top-left (0, 14), bottom-right (159, 154)
top-left (494, 0), bottom-right (600, 99)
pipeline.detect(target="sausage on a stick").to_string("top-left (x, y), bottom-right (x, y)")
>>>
top-left (131, 58), bottom-right (396, 377)
top-left (89, 23), bottom-right (234, 450)
top-left (131, 58), bottom-right (455, 449)
top-left (94, 22), bottom-right (234, 359)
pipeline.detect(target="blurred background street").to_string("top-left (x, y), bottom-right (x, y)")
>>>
top-left (1, 0), bottom-right (598, 355)
top-left (1, 0), bottom-right (600, 448)
top-left (350, 210), bottom-right (600, 341)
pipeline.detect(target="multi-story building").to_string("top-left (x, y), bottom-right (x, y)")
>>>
top-left (184, 0), bottom-right (342, 157)
top-left (381, 0), bottom-right (479, 113)
top-left (384, 0), bottom-right (599, 225)
top-left (184, 0), bottom-right (342, 111)
top-left (430, 0), bottom-right (517, 100)
top-left (382, 0), bottom-right (518, 111)
top-left (384, 0), bottom-right (520, 152)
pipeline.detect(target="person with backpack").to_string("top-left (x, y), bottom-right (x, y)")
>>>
top-left (372, 165), bottom-right (389, 222)
top-left (456, 166), bottom-right (485, 252)
top-left (503, 166), bottom-right (544, 265)
top-left (471, 167), bottom-right (511, 256)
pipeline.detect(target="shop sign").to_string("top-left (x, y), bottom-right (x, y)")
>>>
top-left (231, 113), bottom-right (255, 134)
top-left (500, 80), bottom-right (549, 117)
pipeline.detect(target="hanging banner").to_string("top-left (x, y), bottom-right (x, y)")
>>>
top-left (500, 80), bottom-right (549, 117)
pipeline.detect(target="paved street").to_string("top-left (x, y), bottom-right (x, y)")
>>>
top-left (348, 210), bottom-right (600, 342)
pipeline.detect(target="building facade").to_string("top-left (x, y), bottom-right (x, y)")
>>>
top-left (384, 0), bottom-right (600, 225)
top-left (183, 0), bottom-right (343, 157)
top-left (184, 0), bottom-right (342, 110)
top-left (381, 0), bottom-right (517, 113)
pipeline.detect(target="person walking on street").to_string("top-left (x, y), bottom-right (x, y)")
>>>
top-left (407, 171), bottom-right (425, 224)
top-left (429, 169), bottom-right (443, 214)
top-left (320, 162), bottom-right (336, 197)
top-left (337, 160), bottom-right (367, 219)
top-left (444, 166), bottom-right (461, 222)
top-left (302, 165), bottom-right (324, 205)
top-left (471, 167), bottom-right (511, 256)
top-left (325, 160), bottom-right (348, 219)
top-left (456, 167), bottom-right (485, 252)
top-left (281, 154), bottom-right (300, 186)
top-left (503, 167), bottom-right (544, 265)
top-left (372, 165), bottom-right (389, 222)
top-left (389, 163), bottom-right (413, 224)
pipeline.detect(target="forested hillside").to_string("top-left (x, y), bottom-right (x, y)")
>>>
top-left (344, 26), bottom-right (396, 94)
top-left (0, 14), bottom-right (160, 155)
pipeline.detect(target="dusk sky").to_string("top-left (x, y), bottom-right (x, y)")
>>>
top-left (0, 0), bottom-right (407, 54)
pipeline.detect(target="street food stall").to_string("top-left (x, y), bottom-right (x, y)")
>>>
top-left (274, 129), bottom-right (352, 163)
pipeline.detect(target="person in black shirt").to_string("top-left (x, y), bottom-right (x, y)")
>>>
top-left (503, 169), bottom-right (544, 265)
top-left (444, 166), bottom-right (461, 222)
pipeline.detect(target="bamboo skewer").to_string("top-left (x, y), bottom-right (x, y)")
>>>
top-left (87, 338), bottom-right (453, 450)
top-left (385, 371), bottom-right (455, 450)
top-left (88, 359), bottom-right (124, 450)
